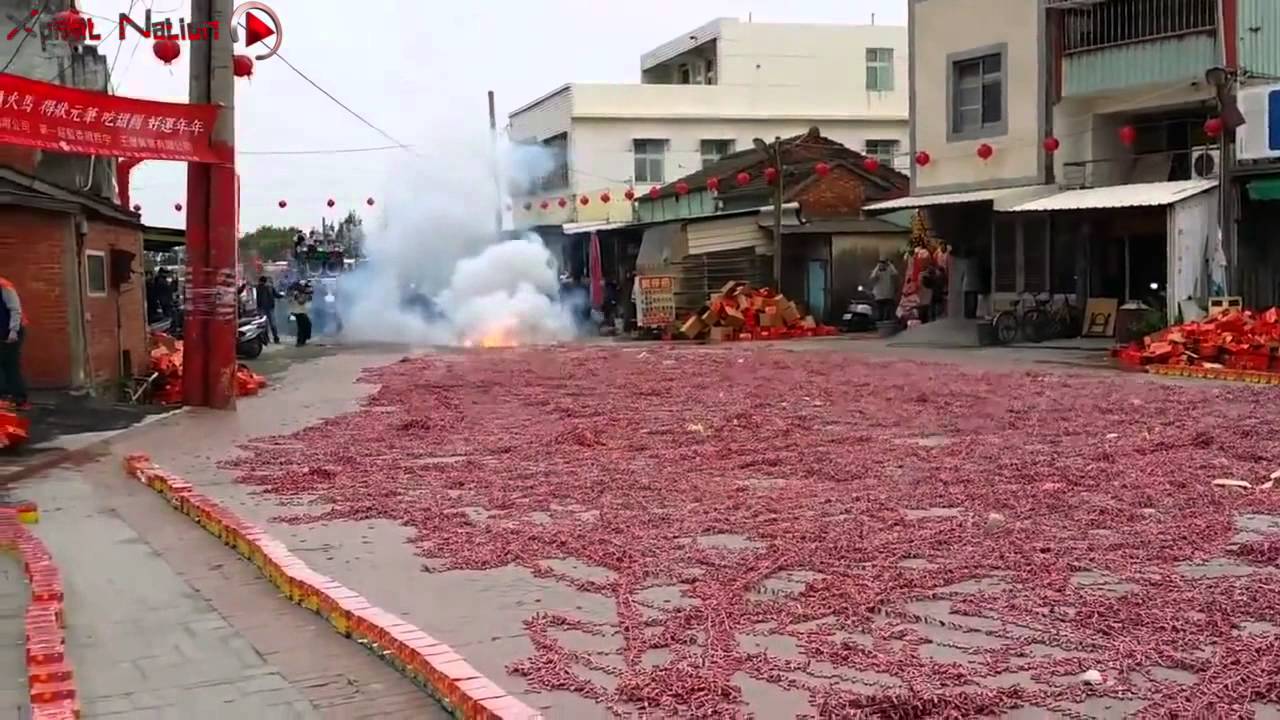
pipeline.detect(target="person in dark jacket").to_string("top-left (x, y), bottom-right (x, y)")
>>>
top-left (0, 277), bottom-right (28, 408)
top-left (255, 276), bottom-right (282, 344)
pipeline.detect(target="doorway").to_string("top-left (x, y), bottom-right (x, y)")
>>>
top-left (807, 259), bottom-right (828, 321)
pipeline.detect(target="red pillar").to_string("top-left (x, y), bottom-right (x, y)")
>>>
top-left (116, 158), bottom-right (141, 209)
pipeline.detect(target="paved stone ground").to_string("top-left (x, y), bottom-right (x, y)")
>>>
top-left (0, 432), bottom-right (446, 718)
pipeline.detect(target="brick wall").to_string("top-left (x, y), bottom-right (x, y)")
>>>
top-left (0, 207), bottom-right (74, 387)
top-left (0, 208), bottom-right (145, 390)
top-left (794, 166), bottom-right (867, 218)
top-left (83, 219), bottom-right (147, 389)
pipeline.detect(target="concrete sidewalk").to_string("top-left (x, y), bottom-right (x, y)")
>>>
top-left (2, 460), bottom-right (445, 719)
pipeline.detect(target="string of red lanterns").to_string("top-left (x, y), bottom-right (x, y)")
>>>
top-left (233, 55), bottom-right (254, 78)
top-left (153, 39), bottom-right (180, 65)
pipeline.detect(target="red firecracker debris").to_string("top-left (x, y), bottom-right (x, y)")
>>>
top-left (148, 333), bottom-right (267, 404)
top-left (222, 347), bottom-right (1280, 718)
top-left (1113, 308), bottom-right (1280, 376)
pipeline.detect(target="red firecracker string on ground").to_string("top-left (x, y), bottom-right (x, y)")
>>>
top-left (221, 347), bottom-right (1280, 718)
top-left (121, 455), bottom-right (539, 720)
top-left (0, 503), bottom-right (81, 720)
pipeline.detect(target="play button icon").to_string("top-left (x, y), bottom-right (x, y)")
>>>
top-left (243, 11), bottom-right (275, 47)
top-left (231, 2), bottom-right (283, 61)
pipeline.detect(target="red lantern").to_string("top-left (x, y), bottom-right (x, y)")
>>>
top-left (52, 8), bottom-right (87, 44)
top-left (914, 151), bottom-right (931, 167)
top-left (1043, 136), bottom-right (1061, 153)
top-left (860, 158), bottom-right (878, 172)
top-left (1119, 125), bottom-right (1137, 147)
top-left (674, 180), bottom-right (690, 196)
top-left (366, 197), bottom-right (375, 206)
top-left (153, 39), bottom-right (180, 65)
top-left (1204, 117), bottom-right (1224, 139)
top-left (558, 197), bottom-right (567, 208)
top-left (579, 195), bottom-right (589, 206)
top-left (648, 186), bottom-right (660, 199)
top-left (976, 143), bottom-right (994, 160)
top-left (132, 203), bottom-right (141, 212)
top-left (523, 201), bottom-right (533, 211)
top-left (539, 200), bottom-right (549, 210)
top-left (599, 192), bottom-right (611, 203)
top-left (278, 200), bottom-right (287, 209)
top-left (764, 167), bottom-right (778, 184)
top-left (735, 171), bottom-right (751, 186)
top-left (232, 54), bottom-right (254, 78)
top-left (326, 198), bottom-right (335, 208)
top-left (624, 188), bottom-right (636, 201)
top-left (706, 176), bottom-right (720, 193)
top-left (173, 203), bottom-right (182, 212)
top-left (816, 161), bottom-right (833, 176)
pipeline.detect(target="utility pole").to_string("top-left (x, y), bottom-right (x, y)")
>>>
top-left (488, 90), bottom-right (502, 236)
top-left (753, 136), bottom-right (784, 290)
top-left (772, 137), bottom-right (783, 289)
top-left (184, 0), bottom-right (237, 409)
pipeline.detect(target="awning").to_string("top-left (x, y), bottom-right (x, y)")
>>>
top-left (1247, 177), bottom-right (1280, 202)
top-left (1000, 179), bottom-right (1217, 213)
top-left (562, 221), bottom-right (633, 235)
top-left (864, 184), bottom-right (1057, 212)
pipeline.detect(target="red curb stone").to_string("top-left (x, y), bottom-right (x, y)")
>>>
top-left (123, 454), bottom-right (543, 720)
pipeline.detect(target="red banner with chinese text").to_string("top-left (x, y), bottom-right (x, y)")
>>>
top-left (0, 72), bottom-right (227, 164)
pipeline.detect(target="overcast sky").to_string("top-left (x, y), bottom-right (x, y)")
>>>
top-left (78, 0), bottom-right (907, 232)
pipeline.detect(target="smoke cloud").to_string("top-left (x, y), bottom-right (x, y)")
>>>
top-left (335, 134), bottom-right (580, 347)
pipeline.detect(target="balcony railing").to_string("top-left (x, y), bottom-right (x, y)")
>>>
top-left (1052, 0), bottom-right (1218, 54)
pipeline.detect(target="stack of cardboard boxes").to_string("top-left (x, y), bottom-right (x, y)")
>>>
top-left (679, 282), bottom-right (837, 342)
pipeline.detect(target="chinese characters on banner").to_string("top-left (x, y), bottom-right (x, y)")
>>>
top-left (0, 72), bottom-right (227, 164)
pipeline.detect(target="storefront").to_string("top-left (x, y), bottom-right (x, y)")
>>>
top-left (1234, 81), bottom-right (1280, 309)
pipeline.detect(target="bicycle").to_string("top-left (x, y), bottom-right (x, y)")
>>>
top-left (1019, 292), bottom-right (1054, 344)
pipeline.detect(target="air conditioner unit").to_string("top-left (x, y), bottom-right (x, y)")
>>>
top-left (1190, 146), bottom-right (1220, 179)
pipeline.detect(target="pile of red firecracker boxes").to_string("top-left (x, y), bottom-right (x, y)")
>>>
top-left (0, 403), bottom-right (29, 450)
top-left (0, 503), bottom-right (80, 719)
top-left (1113, 308), bottom-right (1280, 376)
top-left (122, 454), bottom-right (536, 720)
top-left (149, 333), bottom-right (267, 405)
top-left (679, 281), bottom-right (839, 342)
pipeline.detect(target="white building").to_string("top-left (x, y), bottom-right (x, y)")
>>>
top-left (507, 17), bottom-right (909, 229)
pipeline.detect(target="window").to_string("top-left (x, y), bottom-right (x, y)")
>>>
top-left (700, 140), bottom-right (734, 168)
top-left (949, 49), bottom-right (1005, 140)
top-left (85, 250), bottom-right (107, 296)
top-left (634, 139), bottom-right (666, 183)
top-left (538, 134), bottom-right (569, 191)
top-left (866, 48), bottom-right (894, 91)
top-left (677, 64), bottom-right (692, 84)
top-left (864, 140), bottom-right (899, 166)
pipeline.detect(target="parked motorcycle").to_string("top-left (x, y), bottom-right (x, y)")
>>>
top-left (841, 286), bottom-right (877, 333)
top-left (236, 314), bottom-right (269, 359)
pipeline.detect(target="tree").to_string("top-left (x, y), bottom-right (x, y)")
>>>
top-left (239, 225), bottom-right (300, 262)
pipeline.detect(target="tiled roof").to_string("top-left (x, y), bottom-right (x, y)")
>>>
top-left (646, 130), bottom-right (909, 203)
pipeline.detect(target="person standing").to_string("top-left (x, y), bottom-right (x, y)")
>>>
top-left (289, 282), bottom-right (313, 347)
top-left (869, 257), bottom-right (899, 321)
top-left (0, 277), bottom-right (28, 408)
top-left (255, 276), bottom-right (282, 344)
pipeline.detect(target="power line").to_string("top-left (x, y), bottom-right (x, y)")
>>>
top-left (1, 2), bottom-right (49, 75)
top-left (270, 50), bottom-right (418, 157)
top-left (240, 144), bottom-right (409, 156)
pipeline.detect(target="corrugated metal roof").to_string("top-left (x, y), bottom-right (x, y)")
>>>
top-left (1000, 180), bottom-right (1217, 213)
top-left (864, 185), bottom-right (1056, 212)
